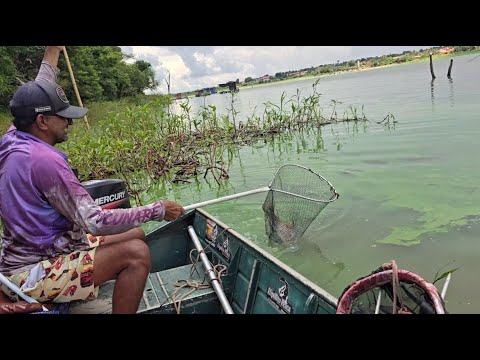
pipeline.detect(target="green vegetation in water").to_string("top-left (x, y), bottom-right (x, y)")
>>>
top-left (354, 167), bottom-right (479, 246)
top-left (54, 80), bottom-right (390, 205)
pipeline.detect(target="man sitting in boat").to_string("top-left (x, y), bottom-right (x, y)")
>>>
top-left (0, 46), bottom-right (185, 314)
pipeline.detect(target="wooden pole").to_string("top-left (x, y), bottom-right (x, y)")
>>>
top-left (63, 47), bottom-right (90, 130)
top-left (429, 53), bottom-right (436, 80)
top-left (447, 59), bottom-right (453, 78)
top-left (165, 70), bottom-right (171, 95)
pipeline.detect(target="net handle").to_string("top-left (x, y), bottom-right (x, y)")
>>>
top-left (184, 187), bottom-right (270, 211)
top-left (0, 272), bottom-right (49, 312)
top-left (184, 164), bottom-right (339, 211)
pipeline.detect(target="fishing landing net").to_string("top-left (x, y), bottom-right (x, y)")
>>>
top-left (336, 261), bottom-right (447, 314)
top-left (261, 164), bottom-right (339, 246)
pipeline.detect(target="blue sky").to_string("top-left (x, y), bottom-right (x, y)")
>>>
top-left (120, 46), bottom-right (433, 94)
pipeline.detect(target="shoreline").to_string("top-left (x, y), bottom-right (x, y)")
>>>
top-left (238, 50), bottom-right (480, 91)
top-left (237, 63), bottom-right (399, 91)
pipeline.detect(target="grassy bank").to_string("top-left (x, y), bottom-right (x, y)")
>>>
top-left (0, 110), bottom-right (10, 134)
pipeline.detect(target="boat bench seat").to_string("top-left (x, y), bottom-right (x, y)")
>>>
top-left (69, 264), bottom-right (219, 314)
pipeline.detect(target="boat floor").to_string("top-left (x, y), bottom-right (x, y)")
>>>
top-left (70, 264), bottom-right (218, 314)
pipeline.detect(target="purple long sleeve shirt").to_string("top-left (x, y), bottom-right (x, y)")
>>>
top-left (0, 59), bottom-right (165, 276)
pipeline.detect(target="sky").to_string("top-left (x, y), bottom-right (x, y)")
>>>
top-left (120, 46), bottom-right (433, 95)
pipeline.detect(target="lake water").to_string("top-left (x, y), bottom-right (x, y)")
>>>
top-left (161, 54), bottom-right (480, 313)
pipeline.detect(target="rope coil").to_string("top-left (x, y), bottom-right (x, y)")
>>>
top-left (167, 227), bottom-right (230, 314)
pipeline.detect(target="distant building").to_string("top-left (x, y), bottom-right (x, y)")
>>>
top-left (218, 81), bottom-right (239, 93)
top-left (439, 47), bottom-right (454, 55)
top-left (195, 88), bottom-right (210, 97)
top-left (259, 74), bottom-right (272, 82)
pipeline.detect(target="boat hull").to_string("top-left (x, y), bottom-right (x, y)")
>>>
top-left (70, 208), bottom-right (338, 314)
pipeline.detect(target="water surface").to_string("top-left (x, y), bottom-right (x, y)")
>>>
top-left (157, 55), bottom-right (480, 313)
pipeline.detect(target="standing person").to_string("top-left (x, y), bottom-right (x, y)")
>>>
top-left (0, 46), bottom-right (185, 314)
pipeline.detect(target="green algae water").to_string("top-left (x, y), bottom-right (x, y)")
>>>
top-left (159, 54), bottom-right (480, 313)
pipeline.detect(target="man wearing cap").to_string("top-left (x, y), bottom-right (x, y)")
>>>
top-left (0, 46), bottom-right (185, 314)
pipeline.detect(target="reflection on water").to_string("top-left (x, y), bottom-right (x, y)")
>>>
top-left (245, 122), bottom-right (376, 163)
top-left (449, 77), bottom-right (454, 108)
top-left (278, 240), bottom-right (346, 289)
top-left (430, 79), bottom-right (435, 111)
top-left (430, 75), bottom-right (455, 111)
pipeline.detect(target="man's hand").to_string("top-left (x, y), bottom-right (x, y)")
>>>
top-left (43, 47), bottom-right (65, 68)
top-left (0, 301), bottom-right (44, 314)
top-left (163, 200), bottom-right (185, 221)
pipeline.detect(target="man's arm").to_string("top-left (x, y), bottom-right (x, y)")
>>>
top-left (35, 46), bottom-right (64, 83)
top-left (32, 155), bottom-right (186, 235)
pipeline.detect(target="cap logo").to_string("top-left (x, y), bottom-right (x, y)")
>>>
top-left (56, 86), bottom-right (69, 104)
top-left (35, 106), bottom-right (52, 113)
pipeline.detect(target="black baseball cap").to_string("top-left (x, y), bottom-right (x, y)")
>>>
top-left (10, 80), bottom-right (88, 119)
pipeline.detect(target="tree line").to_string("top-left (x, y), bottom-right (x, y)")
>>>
top-left (0, 46), bottom-right (158, 109)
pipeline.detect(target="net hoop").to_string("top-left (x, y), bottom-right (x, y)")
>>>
top-left (269, 164), bottom-right (340, 203)
top-left (336, 267), bottom-right (446, 314)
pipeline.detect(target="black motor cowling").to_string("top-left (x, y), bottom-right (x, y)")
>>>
top-left (82, 179), bottom-right (131, 209)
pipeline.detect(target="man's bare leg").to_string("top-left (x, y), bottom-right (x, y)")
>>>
top-left (93, 238), bottom-right (150, 314)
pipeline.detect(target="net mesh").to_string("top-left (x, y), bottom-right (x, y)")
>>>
top-left (348, 281), bottom-right (440, 314)
top-left (262, 164), bottom-right (338, 246)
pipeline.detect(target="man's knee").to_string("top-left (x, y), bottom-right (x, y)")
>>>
top-left (124, 238), bottom-right (151, 266)
top-left (93, 239), bottom-right (151, 287)
top-left (121, 227), bottom-right (146, 242)
top-left (132, 227), bottom-right (146, 241)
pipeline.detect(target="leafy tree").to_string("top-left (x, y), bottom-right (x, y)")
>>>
top-left (0, 48), bottom-right (17, 109)
top-left (0, 46), bottom-right (44, 109)
top-left (0, 46), bottom-right (160, 107)
top-left (132, 60), bottom-right (158, 91)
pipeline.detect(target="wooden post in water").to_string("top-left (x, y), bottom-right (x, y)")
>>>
top-left (429, 53), bottom-right (436, 80)
top-left (447, 59), bottom-right (453, 78)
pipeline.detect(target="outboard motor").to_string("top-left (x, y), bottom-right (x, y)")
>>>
top-left (82, 179), bottom-right (131, 209)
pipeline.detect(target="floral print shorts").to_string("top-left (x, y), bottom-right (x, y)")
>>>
top-left (0, 234), bottom-right (105, 303)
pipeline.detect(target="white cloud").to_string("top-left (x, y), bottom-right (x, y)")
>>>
top-left (120, 46), bottom-right (433, 94)
top-left (192, 52), bottom-right (221, 72)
